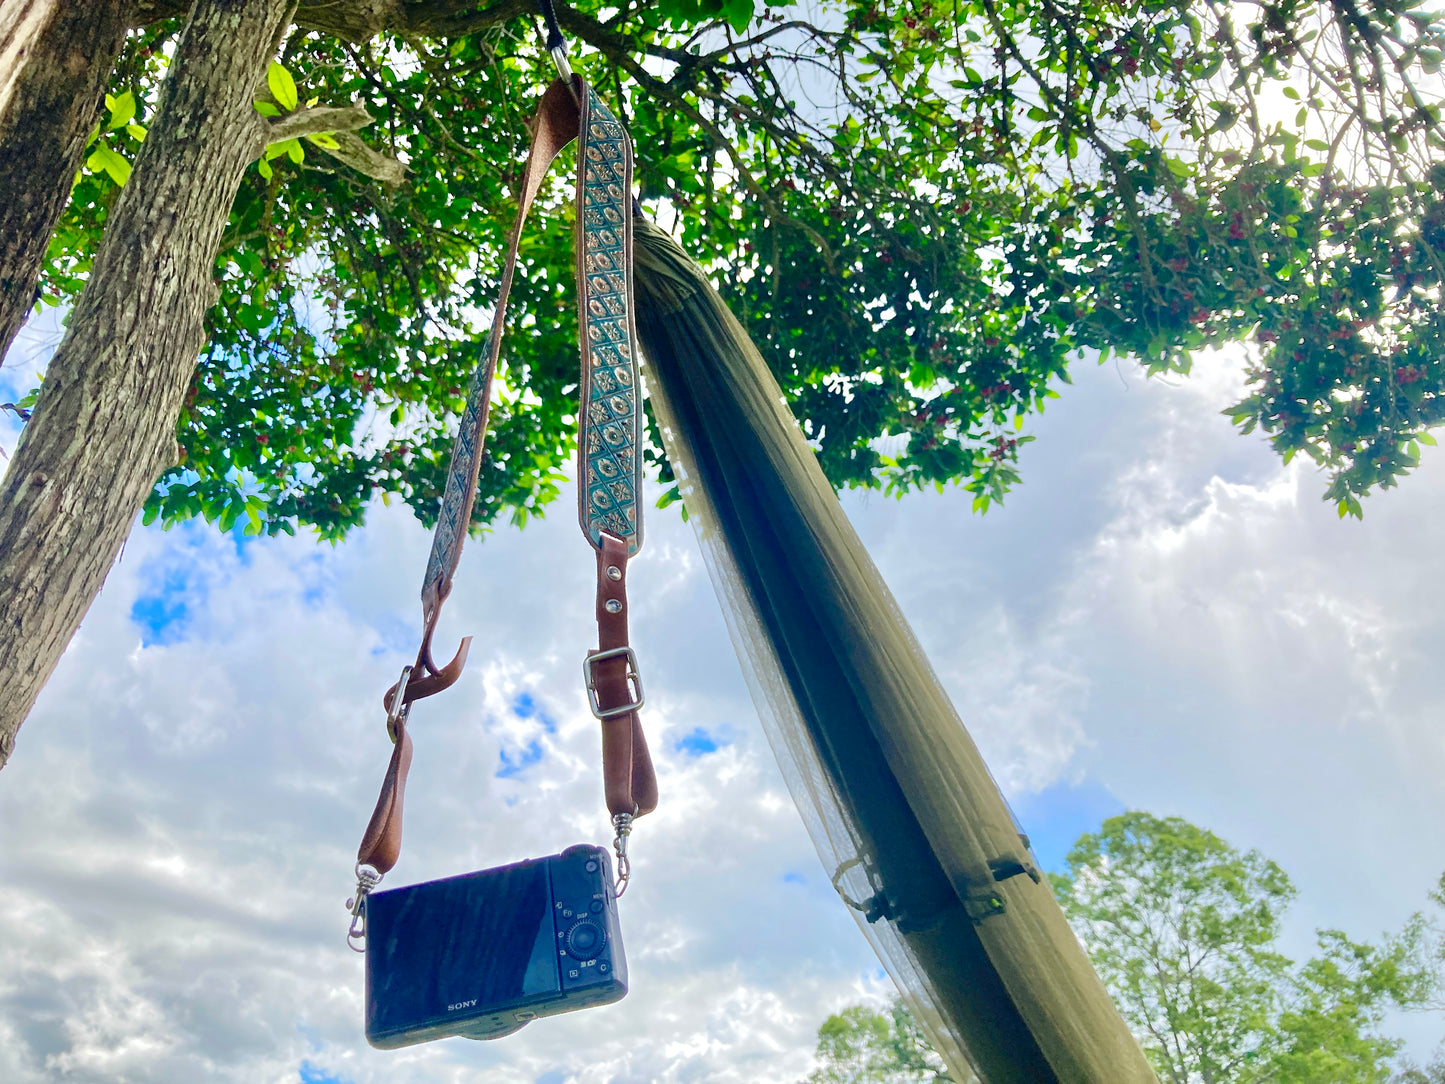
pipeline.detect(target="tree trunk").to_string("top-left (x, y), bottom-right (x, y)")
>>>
top-left (0, 0), bottom-right (57, 114)
top-left (0, 0), bottom-right (294, 770)
top-left (0, 0), bottom-right (129, 363)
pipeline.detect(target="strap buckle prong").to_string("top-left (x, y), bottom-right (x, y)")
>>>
top-left (583, 646), bottom-right (645, 719)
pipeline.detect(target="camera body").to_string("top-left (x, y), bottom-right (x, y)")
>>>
top-left (364, 843), bottom-right (627, 1048)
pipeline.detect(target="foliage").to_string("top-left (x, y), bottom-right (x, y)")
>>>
top-left (803, 1000), bottom-right (954, 1083)
top-left (1394, 1051), bottom-right (1445, 1083)
top-left (810, 818), bottom-right (1442, 1083)
top-left (23, 0), bottom-right (1445, 539)
top-left (1051, 812), bottom-right (1441, 1083)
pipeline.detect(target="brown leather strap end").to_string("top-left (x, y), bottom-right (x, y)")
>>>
top-left (597, 710), bottom-right (656, 818)
top-left (382, 635), bottom-right (473, 715)
top-left (357, 721), bottom-right (414, 874)
top-left (628, 713), bottom-right (658, 816)
top-left (592, 533), bottom-right (658, 819)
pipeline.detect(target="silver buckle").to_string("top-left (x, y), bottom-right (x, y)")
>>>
top-left (385, 663), bottom-right (412, 743)
top-left (583, 647), bottom-right (645, 719)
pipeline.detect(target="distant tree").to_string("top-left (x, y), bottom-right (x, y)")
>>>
top-left (808, 819), bottom-right (1442, 1083)
top-left (1395, 1050), bottom-right (1445, 1084)
top-left (804, 1000), bottom-right (954, 1084)
top-left (1051, 812), bottom-right (1440, 1084)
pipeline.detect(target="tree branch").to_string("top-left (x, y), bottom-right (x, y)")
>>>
top-left (319, 130), bottom-right (408, 184)
top-left (263, 101), bottom-right (372, 147)
top-left (135, 0), bottom-right (532, 42)
top-left (259, 101), bottom-right (406, 184)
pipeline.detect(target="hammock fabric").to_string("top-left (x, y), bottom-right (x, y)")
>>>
top-left (631, 216), bottom-right (1157, 1084)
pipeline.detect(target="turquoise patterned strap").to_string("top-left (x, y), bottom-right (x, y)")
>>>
top-left (576, 83), bottom-right (643, 556)
top-left (419, 78), bottom-right (581, 637)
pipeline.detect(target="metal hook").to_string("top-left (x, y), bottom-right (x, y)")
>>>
top-left (346, 863), bottom-right (383, 952)
top-left (612, 812), bottom-right (633, 897)
top-left (550, 43), bottom-right (573, 83)
top-left (535, 0), bottom-right (576, 90)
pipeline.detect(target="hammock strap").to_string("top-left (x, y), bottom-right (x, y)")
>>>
top-left (354, 76), bottom-right (655, 889)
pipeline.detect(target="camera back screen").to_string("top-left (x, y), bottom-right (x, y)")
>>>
top-left (365, 861), bottom-right (560, 1035)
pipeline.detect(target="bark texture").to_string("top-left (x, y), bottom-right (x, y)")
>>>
top-left (0, 0), bottom-right (128, 364)
top-left (0, 0), bottom-right (57, 115)
top-left (0, 0), bottom-right (295, 769)
top-left (134, 0), bottom-right (529, 41)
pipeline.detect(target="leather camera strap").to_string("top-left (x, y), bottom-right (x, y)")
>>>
top-left (575, 85), bottom-right (657, 829)
top-left (351, 78), bottom-right (656, 926)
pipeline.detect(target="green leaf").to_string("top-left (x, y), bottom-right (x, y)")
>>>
top-left (267, 61), bottom-right (298, 112)
top-left (105, 90), bottom-right (136, 131)
top-left (1418, 432), bottom-right (1438, 446)
top-left (125, 123), bottom-right (147, 141)
top-left (257, 157), bottom-right (273, 180)
top-left (263, 137), bottom-right (305, 164)
top-left (86, 143), bottom-right (131, 186)
top-left (253, 100), bottom-right (281, 118)
top-left (305, 131), bottom-right (340, 150)
top-left (721, 0), bottom-right (754, 33)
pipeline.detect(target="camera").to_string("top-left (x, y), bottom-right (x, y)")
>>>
top-left (364, 843), bottom-right (628, 1048)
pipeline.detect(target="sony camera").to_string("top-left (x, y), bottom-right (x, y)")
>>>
top-left (364, 843), bottom-right (628, 1048)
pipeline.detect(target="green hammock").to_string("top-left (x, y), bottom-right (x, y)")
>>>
top-left (631, 216), bottom-right (1157, 1084)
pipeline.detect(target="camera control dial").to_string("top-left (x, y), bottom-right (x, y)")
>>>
top-left (565, 919), bottom-right (605, 960)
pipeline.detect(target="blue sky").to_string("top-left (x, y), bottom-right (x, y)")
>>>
top-left (3, 334), bottom-right (1444, 1081)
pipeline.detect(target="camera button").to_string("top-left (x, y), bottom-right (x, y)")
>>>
top-left (585, 860), bottom-right (598, 873)
top-left (562, 909), bottom-right (573, 918)
top-left (600, 963), bottom-right (609, 973)
top-left (568, 969), bottom-right (579, 979)
top-left (589, 900), bottom-right (603, 914)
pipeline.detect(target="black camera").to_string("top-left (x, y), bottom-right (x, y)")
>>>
top-left (364, 843), bottom-right (628, 1048)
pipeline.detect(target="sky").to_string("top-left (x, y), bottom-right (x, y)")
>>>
top-left (2, 306), bottom-right (1444, 1081)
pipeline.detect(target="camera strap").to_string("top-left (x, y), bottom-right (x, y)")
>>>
top-left (348, 75), bottom-right (657, 949)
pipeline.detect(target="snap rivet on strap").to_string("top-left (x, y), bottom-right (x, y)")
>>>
top-left (607, 565), bottom-right (622, 581)
top-left (605, 598), bottom-right (622, 613)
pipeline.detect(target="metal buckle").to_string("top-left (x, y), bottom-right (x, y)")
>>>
top-left (385, 664), bottom-right (412, 743)
top-left (583, 646), bottom-right (645, 719)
